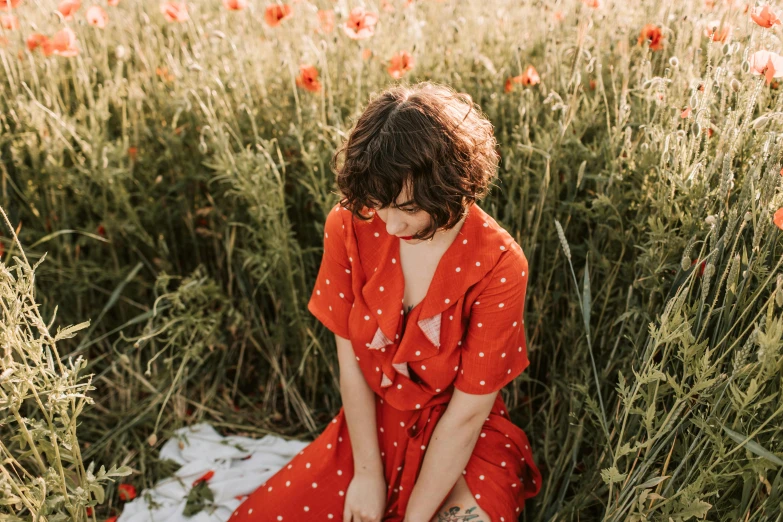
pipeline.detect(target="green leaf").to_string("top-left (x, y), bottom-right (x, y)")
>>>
top-left (722, 426), bottom-right (783, 466)
top-left (601, 466), bottom-right (626, 485)
top-left (54, 320), bottom-right (91, 342)
top-left (582, 256), bottom-right (591, 338)
top-left (671, 499), bottom-right (712, 520)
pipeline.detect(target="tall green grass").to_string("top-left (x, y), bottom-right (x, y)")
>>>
top-left (1, 0), bottom-right (782, 520)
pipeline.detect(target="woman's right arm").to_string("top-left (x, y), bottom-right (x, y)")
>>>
top-left (335, 333), bottom-right (384, 477)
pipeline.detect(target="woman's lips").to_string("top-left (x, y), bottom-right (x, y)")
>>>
top-left (399, 235), bottom-right (413, 240)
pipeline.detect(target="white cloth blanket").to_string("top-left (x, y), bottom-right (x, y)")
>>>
top-left (117, 423), bottom-right (310, 522)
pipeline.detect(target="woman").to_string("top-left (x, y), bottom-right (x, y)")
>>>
top-left (229, 82), bottom-right (541, 522)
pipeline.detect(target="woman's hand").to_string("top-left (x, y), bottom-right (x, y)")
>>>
top-left (342, 470), bottom-right (387, 522)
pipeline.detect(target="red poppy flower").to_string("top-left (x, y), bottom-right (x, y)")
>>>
top-left (192, 470), bottom-right (215, 487)
top-left (361, 48), bottom-right (372, 60)
top-left (86, 6), bottom-right (108, 28)
top-left (680, 107), bottom-right (692, 118)
top-left (161, 1), bottom-right (188, 23)
top-left (316, 9), bottom-right (334, 33)
top-left (264, 3), bottom-right (292, 27)
top-left (638, 24), bottom-right (664, 51)
top-left (57, 0), bottom-right (81, 20)
top-left (105, 517), bottom-right (118, 522)
top-left (387, 50), bottom-right (414, 79)
top-left (581, 0), bottom-right (602, 7)
top-left (704, 20), bottom-right (731, 42)
top-left (774, 208), bottom-right (783, 230)
top-left (749, 50), bottom-right (783, 84)
top-left (223, 0), bottom-right (246, 10)
top-left (118, 483), bottom-right (136, 501)
top-left (520, 65), bottom-right (540, 86)
top-left (51, 27), bottom-right (79, 57)
top-left (691, 258), bottom-right (706, 277)
top-left (295, 64), bottom-right (322, 92)
top-left (0, 0), bottom-right (21, 10)
top-left (342, 7), bottom-right (378, 40)
top-left (751, 5), bottom-right (781, 28)
top-left (108, 0), bottom-right (120, 5)
top-left (0, 13), bottom-right (17, 29)
top-left (128, 146), bottom-right (138, 162)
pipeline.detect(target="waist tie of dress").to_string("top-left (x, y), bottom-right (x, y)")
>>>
top-left (396, 402), bottom-right (449, 516)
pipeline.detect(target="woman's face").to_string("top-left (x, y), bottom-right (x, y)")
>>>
top-left (369, 184), bottom-right (432, 243)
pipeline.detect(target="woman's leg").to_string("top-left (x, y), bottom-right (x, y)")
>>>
top-left (428, 475), bottom-right (492, 522)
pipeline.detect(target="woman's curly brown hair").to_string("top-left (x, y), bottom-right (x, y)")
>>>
top-left (331, 81), bottom-right (501, 241)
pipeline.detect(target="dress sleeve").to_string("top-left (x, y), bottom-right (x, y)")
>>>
top-left (453, 250), bottom-right (530, 394)
top-left (307, 204), bottom-right (355, 339)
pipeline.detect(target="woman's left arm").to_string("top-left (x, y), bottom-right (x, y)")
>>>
top-left (403, 390), bottom-right (498, 522)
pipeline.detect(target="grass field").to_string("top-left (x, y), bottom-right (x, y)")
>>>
top-left (2, 0), bottom-right (783, 520)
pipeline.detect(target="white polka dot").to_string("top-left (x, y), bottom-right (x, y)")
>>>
top-left (525, 444), bottom-right (529, 449)
top-left (393, 441), bottom-right (397, 447)
top-left (276, 516), bottom-right (281, 521)
top-left (328, 305), bottom-right (332, 311)
top-left (304, 506), bottom-right (310, 512)
top-left (519, 346), bottom-right (522, 351)
top-left (376, 367), bottom-right (380, 372)
top-left (480, 380), bottom-right (485, 385)
top-left (312, 482), bottom-right (318, 488)
top-left (456, 267), bottom-right (461, 272)
top-left (248, 508), bottom-right (253, 514)
top-left (326, 279), bottom-right (330, 284)
top-left (498, 303), bottom-right (504, 308)
top-left (479, 352), bottom-right (484, 357)
top-left (436, 388), bottom-right (441, 392)
top-left (480, 432), bottom-right (486, 437)
top-left (306, 462), bottom-right (311, 468)
top-left (508, 369), bottom-right (511, 374)
top-left (268, 487), bottom-right (272, 491)
top-left (475, 493), bottom-right (481, 499)
top-left (339, 292), bottom-right (344, 298)
top-left (374, 232), bottom-right (380, 237)
top-left (513, 321), bottom-right (518, 327)
top-left (316, 290), bottom-right (321, 295)
top-left (462, 469), bottom-right (467, 474)
top-left (416, 404), bottom-right (421, 408)
top-left (463, 239), bottom-right (468, 244)
top-left (397, 384), bottom-right (402, 389)
top-left (445, 298), bottom-right (450, 304)
top-left (483, 222), bottom-right (489, 227)
top-left (345, 268), bottom-right (350, 273)
top-left (355, 356), bottom-right (360, 361)
top-left (454, 366), bottom-right (458, 371)
top-left (477, 323), bottom-right (483, 327)
top-left (337, 470), bottom-right (342, 475)
top-left (500, 245), bottom-right (505, 250)
top-left (325, 232), bottom-right (328, 238)
top-left (421, 365), bottom-right (426, 370)
top-left (501, 278), bottom-right (506, 283)
top-left (522, 271), bottom-right (525, 276)
top-left (288, 464), bottom-right (292, 469)
top-left (392, 258), bottom-right (396, 263)
top-left (364, 315), bottom-right (369, 320)
top-left (479, 475), bottom-right (485, 480)
top-left (286, 480), bottom-right (291, 486)
top-left (328, 515), bottom-right (333, 519)
top-left (380, 286), bottom-right (384, 291)
top-left (380, 427), bottom-right (384, 432)
top-left (349, 257), bottom-right (352, 262)
top-left (476, 261), bottom-right (481, 266)
top-left (339, 491), bottom-right (344, 496)
top-left (475, 301), bottom-right (480, 305)
top-left (377, 309), bottom-right (382, 314)
top-left (501, 461), bottom-right (506, 467)
top-left (501, 353), bottom-right (506, 358)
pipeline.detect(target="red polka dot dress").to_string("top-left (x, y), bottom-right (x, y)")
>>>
top-left (227, 202), bottom-right (542, 522)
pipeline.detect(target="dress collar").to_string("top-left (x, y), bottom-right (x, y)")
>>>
top-left (358, 202), bottom-right (516, 350)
